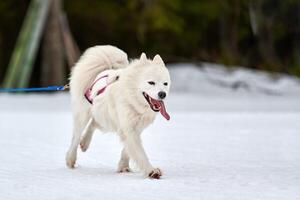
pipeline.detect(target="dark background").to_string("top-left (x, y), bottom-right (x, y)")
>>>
top-left (0, 0), bottom-right (300, 85)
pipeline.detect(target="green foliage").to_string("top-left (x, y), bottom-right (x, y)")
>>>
top-left (0, 0), bottom-right (28, 82)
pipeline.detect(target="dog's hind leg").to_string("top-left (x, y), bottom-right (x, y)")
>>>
top-left (117, 148), bottom-right (131, 173)
top-left (80, 118), bottom-right (95, 152)
top-left (66, 127), bottom-right (81, 168)
top-left (66, 113), bottom-right (89, 168)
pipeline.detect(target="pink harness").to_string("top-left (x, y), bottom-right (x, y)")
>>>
top-left (84, 70), bottom-right (115, 104)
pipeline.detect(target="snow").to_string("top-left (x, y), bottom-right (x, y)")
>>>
top-left (169, 63), bottom-right (300, 96)
top-left (0, 63), bottom-right (300, 200)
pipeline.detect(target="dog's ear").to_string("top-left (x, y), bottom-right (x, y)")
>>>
top-left (153, 54), bottom-right (165, 66)
top-left (140, 52), bottom-right (148, 64)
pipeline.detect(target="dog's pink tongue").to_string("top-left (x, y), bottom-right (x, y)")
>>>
top-left (159, 101), bottom-right (170, 121)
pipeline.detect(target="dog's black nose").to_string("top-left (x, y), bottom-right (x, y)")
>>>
top-left (158, 91), bottom-right (166, 99)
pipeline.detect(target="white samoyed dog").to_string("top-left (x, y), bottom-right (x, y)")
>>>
top-left (66, 45), bottom-right (171, 179)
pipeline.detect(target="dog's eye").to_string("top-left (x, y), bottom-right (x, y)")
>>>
top-left (163, 82), bottom-right (168, 86)
top-left (148, 81), bottom-right (155, 85)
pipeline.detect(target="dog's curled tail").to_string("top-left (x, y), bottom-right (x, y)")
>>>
top-left (69, 45), bottom-right (129, 103)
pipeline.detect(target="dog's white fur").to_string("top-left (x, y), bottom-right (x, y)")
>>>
top-left (66, 45), bottom-right (171, 178)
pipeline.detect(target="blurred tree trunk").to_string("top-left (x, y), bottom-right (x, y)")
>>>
top-left (3, 0), bottom-right (50, 88)
top-left (250, 1), bottom-right (282, 71)
top-left (60, 13), bottom-right (80, 69)
top-left (41, 0), bottom-right (65, 86)
top-left (228, 0), bottom-right (240, 61)
top-left (219, 0), bottom-right (240, 64)
top-left (292, 4), bottom-right (300, 75)
top-left (0, 35), bottom-right (3, 82)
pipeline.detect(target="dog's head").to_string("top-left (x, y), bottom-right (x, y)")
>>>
top-left (130, 53), bottom-right (171, 120)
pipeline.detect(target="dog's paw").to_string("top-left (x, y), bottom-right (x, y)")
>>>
top-left (80, 140), bottom-right (89, 152)
top-left (65, 153), bottom-right (76, 168)
top-left (148, 168), bottom-right (162, 179)
top-left (80, 136), bottom-right (92, 152)
top-left (66, 159), bottom-right (75, 168)
top-left (117, 166), bottom-right (131, 173)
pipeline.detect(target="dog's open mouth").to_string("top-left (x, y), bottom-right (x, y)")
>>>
top-left (143, 92), bottom-right (170, 120)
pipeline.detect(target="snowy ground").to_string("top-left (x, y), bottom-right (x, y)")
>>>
top-left (0, 64), bottom-right (300, 200)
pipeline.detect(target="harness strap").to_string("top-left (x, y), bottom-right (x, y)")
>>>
top-left (84, 74), bottom-right (109, 104)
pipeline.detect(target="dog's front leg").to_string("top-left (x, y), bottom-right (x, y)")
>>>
top-left (122, 133), bottom-right (162, 179)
